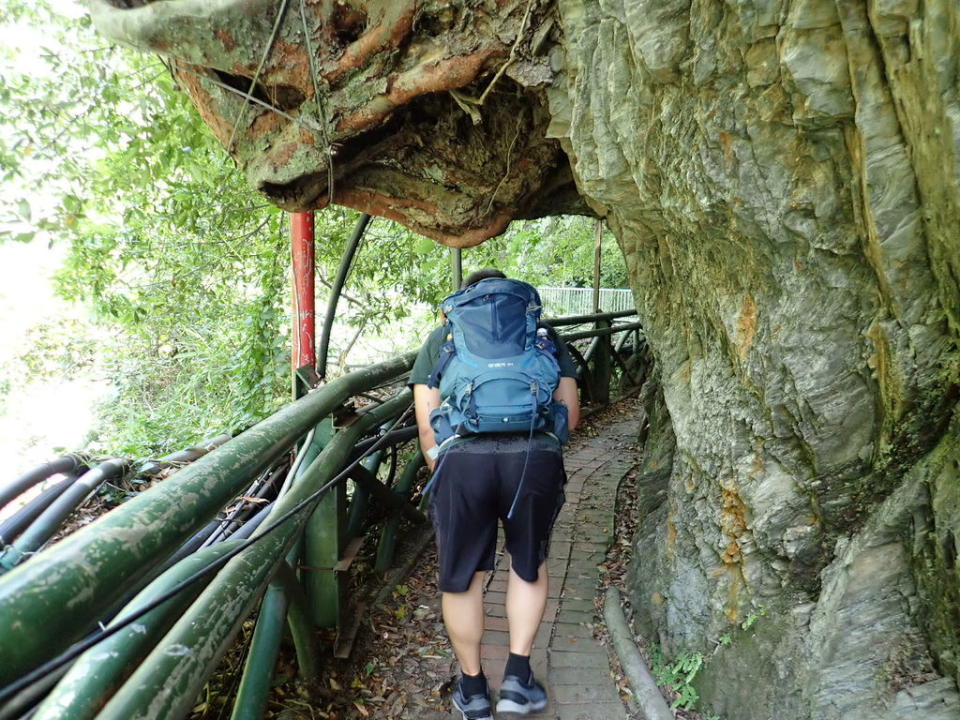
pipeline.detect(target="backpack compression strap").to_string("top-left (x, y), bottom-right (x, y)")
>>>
top-left (426, 337), bottom-right (456, 389)
top-left (506, 387), bottom-right (539, 520)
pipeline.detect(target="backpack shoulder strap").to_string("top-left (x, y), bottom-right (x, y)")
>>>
top-left (426, 335), bottom-right (456, 389)
top-left (535, 324), bottom-right (559, 358)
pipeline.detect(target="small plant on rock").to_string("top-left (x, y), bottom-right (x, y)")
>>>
top-left (650, 645), bottom-right (706, 710)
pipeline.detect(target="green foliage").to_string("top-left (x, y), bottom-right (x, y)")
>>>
top-left (740, 604), bottom-right (766, 630)
top-left (650, 646), bottom-right (709, 712)
top-left (0, 1), bottom-right (628, 460)
top-left (483, 216), bottom-right (628, 289)
top-left (1, 2), bottom-right (296, 454)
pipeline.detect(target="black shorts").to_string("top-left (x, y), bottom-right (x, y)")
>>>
top-left (430, 434), bottom-right (566, 592)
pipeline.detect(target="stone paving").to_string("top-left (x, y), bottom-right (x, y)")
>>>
top-left (480, 414), bottom-right (641, 720)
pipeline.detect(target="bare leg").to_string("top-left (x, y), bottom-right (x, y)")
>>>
top-left (506, 561), bottom-right (548, 655)
top-left (442, 570), bottom-right (486, 675)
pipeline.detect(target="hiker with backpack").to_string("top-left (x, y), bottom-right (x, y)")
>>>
top-left (410, 269), bottom-right (580, 719)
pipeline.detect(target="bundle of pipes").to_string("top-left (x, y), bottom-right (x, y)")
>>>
top-left (0, 433), bottom-right (234, 574)
top-left (0, 355), bottom-right (421, 720)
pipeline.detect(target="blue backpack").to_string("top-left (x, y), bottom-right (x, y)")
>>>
top-left (427, 278), bottom-right (565, 446)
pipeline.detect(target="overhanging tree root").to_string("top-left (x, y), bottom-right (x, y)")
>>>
top-left (603, 587), bottom-right (673, 720)
top-left (88, 0), bottom-right (589, 244)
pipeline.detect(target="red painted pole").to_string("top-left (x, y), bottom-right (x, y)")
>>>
top-left (291, 212), bottom-right (316, 380)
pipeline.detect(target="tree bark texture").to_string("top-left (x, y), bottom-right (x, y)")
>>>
top-left (89, 0), bottom-right (590, 246)
top-left (89, 1), bottom-right (960, 718)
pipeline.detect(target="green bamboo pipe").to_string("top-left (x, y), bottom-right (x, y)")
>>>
top-left (375, 453), bottom-right (425, 572)
top-left (228, 555), bottom-right (320, 720)
top-left (274, 560), bottom-right (319, 684)
top-left (0, 354), bottom-right (413, 686)
top-left (32, 541), bottom-right (242, 720)
top-left (229, 582), bottom-right (289, 720)
top-left (95, 392), bottom-right (411, 720)
top-left (346, 448), bottom-right (382, 538)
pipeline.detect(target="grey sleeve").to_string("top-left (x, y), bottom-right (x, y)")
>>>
top-left (408, 326), bottom-right (447, 386)
top-left (544, 325), bottom-right (578, 378)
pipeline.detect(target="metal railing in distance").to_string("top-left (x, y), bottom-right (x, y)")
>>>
top-left (538, 287), bottom-right (634, 316)
top-left (556, 311), bottom-right (648, 410)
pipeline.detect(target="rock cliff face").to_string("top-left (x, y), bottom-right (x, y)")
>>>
top-left (90, 1), bottom-right (960, 717)
top-left (547, 2), bottom-right (959, 717)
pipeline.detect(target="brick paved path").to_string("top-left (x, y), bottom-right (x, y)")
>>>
top-left (358, 410), bottom-right (643, 720)
top-left (480, 414), bottom-right (641, 720)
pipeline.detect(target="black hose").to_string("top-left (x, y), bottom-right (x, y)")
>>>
top-left (155, 520), bottom-right (222, 575)
top-left (318, 213), bottom-right (371, 380)
top-left (0, 663), bottom-right (68, 720)
top-left (108, 503), bottom-right (276, 630)
top-left (0, 456), bottom-right (83, 512)
top-left (201, 462), bottom-right (287, 548)
top-left (198, 476), bottom-right (262, 550)
top-left (0, 459), bottom-right (129, 570)
top-left (384, 443), bottom-right (399, 489)
top-left (351, 425), bottom-right (418, 457)
top-left (230, 503), bottom-right (274, 540)
top-left (0, 476), bottom-right (77, 547)
top-left (137, 434), bottom-right (231, 477)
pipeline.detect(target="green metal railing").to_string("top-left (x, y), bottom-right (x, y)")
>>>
top-left (0, 313), bottom-right (648, 720)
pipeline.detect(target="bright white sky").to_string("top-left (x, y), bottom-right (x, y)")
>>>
top-left (0, 1), bottom-right (109, 489)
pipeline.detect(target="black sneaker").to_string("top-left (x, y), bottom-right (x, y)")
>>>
top-left (452, 677), bottom-right (494, 720)
top-left (496, 674), bottom-right (548, 714)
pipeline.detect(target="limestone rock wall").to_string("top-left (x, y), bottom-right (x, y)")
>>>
top-left (545, 1), bottom-right (960, 718)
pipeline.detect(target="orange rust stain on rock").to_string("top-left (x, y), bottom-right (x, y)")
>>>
top-left (736, 293), bottom-right (758, 362)
top-left (215, 28), bottom-right (238, 52)
top-left (719, 131), bottom-right (735, 168)
top-left (722, 539), bottom-right (742, 564)
top-left (336, 47), bottom-right (502, 134)
top-left (250, 109), bottom-right (286, 137)
top-left (720, 483), bottom-right (748, 539)
top-left (174, 65), bottom-right (233, 147)
top-left (331, 187), bottom-right (512, 247)
top-left (267, 141), bottom-right (301, 169)
top-left (389, 47), bottom-right (500, 103)
top-left (326, 4), bottom-right (416, 86)
top-left (725, 567), bottom-right (742, 623)
top-left (666, 516), bottom-right (677, 549)
top-left (268, 40), bottom-right (310, 90)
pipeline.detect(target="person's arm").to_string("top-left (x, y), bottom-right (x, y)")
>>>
top-left (543, 324), bottom-right (580, 432)
top-left (413, 383), bottom-right (442, 471)
top-left (553, 376), bottom-right (580, 432)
